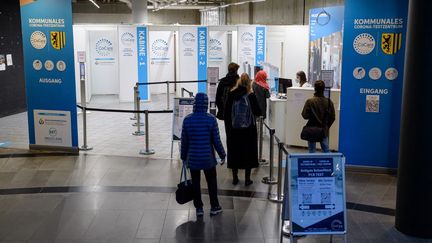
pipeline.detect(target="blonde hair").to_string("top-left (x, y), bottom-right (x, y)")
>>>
top-left (232, 73), bottom-right (253, 93)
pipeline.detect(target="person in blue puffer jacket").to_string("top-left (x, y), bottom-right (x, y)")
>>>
top-left (181, 93), bottom-right (226, 217)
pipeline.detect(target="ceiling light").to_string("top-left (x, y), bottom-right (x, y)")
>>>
top-left (89, 0), bottom-right (100, 8)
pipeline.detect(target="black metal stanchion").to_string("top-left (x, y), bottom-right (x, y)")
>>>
top-left (140, 110), bottom-right (155, 155)
top-left (133, 95), bottom-right (144, 136)
top-left (262, 128), bottom-right (277, 184)
top-left (269, 142), bottom-right (284, 203)
top-left (130, 84), bottom-right (138, 121)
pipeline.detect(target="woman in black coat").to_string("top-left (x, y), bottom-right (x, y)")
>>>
top-left (224, 73), bottom-right (261, 186)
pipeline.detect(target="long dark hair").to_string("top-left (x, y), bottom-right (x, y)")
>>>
top-left (296, 71), bottom-right (307, 86)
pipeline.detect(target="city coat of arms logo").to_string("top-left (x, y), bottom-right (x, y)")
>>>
top-left (381, 33), bottom-right (402, 55)
top-left (50, 31), bottom-right (66, 50)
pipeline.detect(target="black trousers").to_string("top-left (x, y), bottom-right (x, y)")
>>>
top-left (190, 167), bottom-right (220, 209)
top-left (232, 168), bottom-right (251, 181)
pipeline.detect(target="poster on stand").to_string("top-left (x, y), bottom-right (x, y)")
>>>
top-left (118, 25), bottom-right (149, 101)
top-left (339, 0), bottom-right (408, 168)
top-left (20, 0), bottom-right (78, 149)
top-left (89, 30), bottom-right (119, 95)
top-left (283, 153), bottom-right (346, 236)
top-left (309, 6), bottom-right (344, 89)
top-left (237, 26), bottom-right (266, 74)
top-left (149, 31), bottom-right (175, 94)
top-left (178, 27), bottom-right (208, 94)
top-left (172, 97), bottom-right (194, 141)
top-left (208, 31), bottom-right (228, 79)
top-left (207, 67), bottom-right (219, 113)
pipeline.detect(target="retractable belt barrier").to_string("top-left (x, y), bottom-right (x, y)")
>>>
top-left (77, 104), bottom-right (173, 156)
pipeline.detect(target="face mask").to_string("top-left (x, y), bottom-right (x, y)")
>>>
top-left (295, 78), bottom-right (300, 83)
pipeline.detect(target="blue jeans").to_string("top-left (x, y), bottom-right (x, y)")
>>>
top-left (308, 137), bottom-right (330, 153)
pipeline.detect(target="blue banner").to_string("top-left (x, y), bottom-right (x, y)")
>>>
top-left (137, 26), bottom-right (148, 100)
top-left (197, 27), bottom-right (207, 93)
top-left (339, 0), bottom-right (408, 168)
top-left (255, 26), bottom-right (265, 66)
top-left (20, 0), bottom-right (78, 149)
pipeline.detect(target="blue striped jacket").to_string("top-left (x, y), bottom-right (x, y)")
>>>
top-left (181, 93), bottom-right (226, 170)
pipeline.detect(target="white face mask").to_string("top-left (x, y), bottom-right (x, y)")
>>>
top-left (295, 77), bottom-right (300, 83)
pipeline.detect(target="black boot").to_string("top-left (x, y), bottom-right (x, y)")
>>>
top-left (232, 169), bottom-right (239, 185)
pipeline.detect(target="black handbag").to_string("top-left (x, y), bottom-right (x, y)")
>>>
top-left (301, 126), bottom-right (325, 142)
top-left (175, 164), bottom-right (194, 204)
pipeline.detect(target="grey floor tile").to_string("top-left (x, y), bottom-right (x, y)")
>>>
top-left (135, 210), bottom-right (166, 239)
top-left (55, 211), bottom-right (97, 239)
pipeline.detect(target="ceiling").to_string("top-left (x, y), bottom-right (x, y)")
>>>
top-left (73, 0), bottom-right (225, 11)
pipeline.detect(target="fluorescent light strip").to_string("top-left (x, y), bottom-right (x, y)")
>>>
top-left (200, 0), bottom-right (266, 12)
top-left (89, 0), bottom-right (100, 9)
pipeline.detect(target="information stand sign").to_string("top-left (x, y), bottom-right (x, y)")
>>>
top-left (172, 97), bottom-right (194, 141)
top-left (282, 153), bottom-right (347, 241)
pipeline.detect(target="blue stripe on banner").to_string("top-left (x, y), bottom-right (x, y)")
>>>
top-left (197, 27), bottom-right (207, 93)
top-left (255, 26), bottom-right (265, 66)
top-left (137, 26), bottom-right (148, 100)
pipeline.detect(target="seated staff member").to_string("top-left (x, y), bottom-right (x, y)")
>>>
top-left (296, 71), bottom-right (312, 88)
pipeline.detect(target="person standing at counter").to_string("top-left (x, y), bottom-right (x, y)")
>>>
top-left (224, 73), bottom-right (261, 186)
top-left (301, 80), bottom-right (336, 153)
top-left (296, 71), bottom-right (312, 88)
top-left (216, 62), bottom-right (240, 120)
top-left (252, 70), bottom-right (270, 119)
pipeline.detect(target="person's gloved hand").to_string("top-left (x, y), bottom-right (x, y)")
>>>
top-left (220, 158), bottom-right (226, 165)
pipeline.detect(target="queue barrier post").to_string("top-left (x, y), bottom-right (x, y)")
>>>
top-left (80, 105), bottom-right (93, 151)
top-left (133, 94), bottom-right (145, 136)
top-left (258, 116), bottom-right (265, 163)
top-left (79, 73), bottom-right (92, 151)
top-left (262, 128), bottom-right (277, 185)
top-left (140, 110), bottom-right (155, 155)
top-left (269, 142), bottom-right (284, 203)
top-left (132, 88), bottom-right (144, 127)
top-left (130, 85), bottom-right (138, 120)
top-left (166, 81), bottom-right (170, 110)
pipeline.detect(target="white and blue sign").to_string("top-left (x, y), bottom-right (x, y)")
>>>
top-left (339, 0), bottom-right (408, 168)
top-left (137, 26), bottom-right (149, 100)
top-left (20, 0), bottom-right (78, 149)
top-left (237, 26), bottom-right (266, 74)
top-left (284, 153), bottom-right (346, 235)
top-left (197, 27), bottom-right (208, 93)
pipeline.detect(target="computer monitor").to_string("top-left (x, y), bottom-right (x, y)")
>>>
top-left (254, 66), bottom-right (262, 76)
top-left (278, 78), bottom-right (292, 93)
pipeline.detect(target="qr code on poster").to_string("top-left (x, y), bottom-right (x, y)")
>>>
top-left (302, 193), bottom-right (312, 204)
top-left (321, 192), bottom-right (331, 204)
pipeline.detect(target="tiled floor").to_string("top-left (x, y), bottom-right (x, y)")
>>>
top-left (1, 95), bottom-right (431, 242)
top-left (0, 154), bottom-right (429, 243)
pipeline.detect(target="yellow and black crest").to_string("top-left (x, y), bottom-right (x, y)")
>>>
top-left (50, 31), bottom-right (66, 50)
top-left (381, 33), bottom-right (402, 55)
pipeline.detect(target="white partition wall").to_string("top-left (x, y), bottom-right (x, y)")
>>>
top-left (118, 25), bottom-right (138, 102)
top-left (148, 30), bottom-right (175, 94)
top-left (89, 29), bottom-right (119, 95)
top-left (237, 26), bottom-right (266, 74)
top-left (208, 30), bottom-right (229, 79)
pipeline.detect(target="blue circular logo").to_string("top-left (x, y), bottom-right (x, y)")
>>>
top-left (152, 39), bottom-right (169, 57)
top-left (209, 38), bottom-right (223, 57)
top-left (96, 38), bottom-right (114, 56)
top-left (121, 32), bottom-right (135, 46)
top-left (182, 32), bottom-right (196, 47)
top-left (241, 32), bottom-right (254, 46)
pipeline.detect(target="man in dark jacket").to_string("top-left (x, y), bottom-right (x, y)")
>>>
top-left (181, 93), bottom-right (226, 217)
top-left (301, 80), bottom-right (336, 153)
top-left (215, 62), bottom-right (240, 120)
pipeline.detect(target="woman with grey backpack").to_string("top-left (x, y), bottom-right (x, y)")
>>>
top-left (224, 73), bottom-right (261, 186)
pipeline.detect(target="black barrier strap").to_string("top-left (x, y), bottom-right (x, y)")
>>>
top-left (77, 105), bottom-right (173, 114)
top-left (136, 80), bottom-right (207, 86)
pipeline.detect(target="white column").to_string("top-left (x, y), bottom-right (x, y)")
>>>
top-left (131, 0), bottom-right (148, 24)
